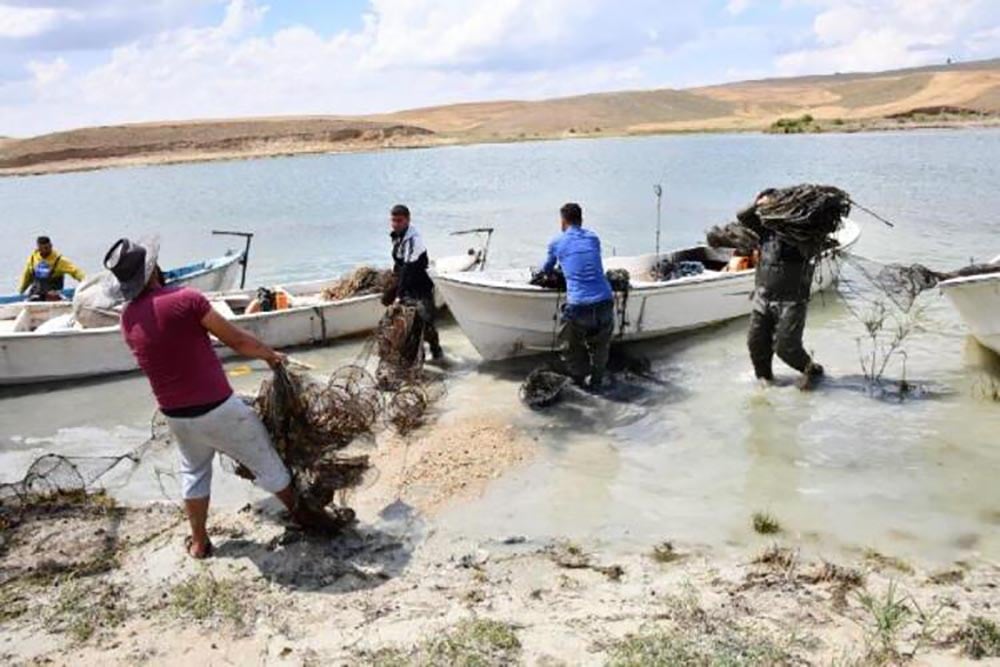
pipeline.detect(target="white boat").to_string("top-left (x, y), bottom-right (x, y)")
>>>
top-left (435, 220), bottom-right (862, 361)
top-left (161, 252), bottom-right (245, 294)
top-left (0, 251), bottom-right (244, 305)
top-left (0, 250), bottom-right (483, 386)
top-left (939, 254), bottom-right (1000, 356)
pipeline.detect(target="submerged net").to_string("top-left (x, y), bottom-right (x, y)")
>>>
top-left (321, 266), bottom-right (393, 301)
top-left (519, 369), bottom-right (572, 409)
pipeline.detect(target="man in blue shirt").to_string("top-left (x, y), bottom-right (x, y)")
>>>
top-left (540, 203), bottom-right (614, 389)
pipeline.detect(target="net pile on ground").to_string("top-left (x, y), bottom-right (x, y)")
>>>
top-left (321, 266), bottom-right (393, 301)
top-left (738, 184), bottom-right (851, 256)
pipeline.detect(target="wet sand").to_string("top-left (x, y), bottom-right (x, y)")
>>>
top-left (2, 459), bottom-right (998, 665)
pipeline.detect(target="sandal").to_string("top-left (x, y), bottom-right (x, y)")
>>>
top-left (184, 535), bottom-right (214, 559)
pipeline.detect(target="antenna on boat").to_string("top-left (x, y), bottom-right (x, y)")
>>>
top-left (212, 230), bottom-right (254, 289)
top-left (653, 183), bottom-right (663, 256)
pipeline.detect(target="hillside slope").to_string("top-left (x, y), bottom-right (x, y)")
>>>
top-left (2, 58), bottom-right (997, 176)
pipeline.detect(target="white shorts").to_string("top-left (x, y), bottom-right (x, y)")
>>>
top-left (165, 394), bottom-right (291, 500)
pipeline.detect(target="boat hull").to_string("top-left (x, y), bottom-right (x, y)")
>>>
top-left (0, 249), bottom-right (483, 386)
top-left (0, 293), bottom-right (384, 385)
top-left (436, 220), bottom-right (860, 362)
top-left (0, 252), bottom-right (243, 305)
top-left (940, 271), bottom-right (1000, 356)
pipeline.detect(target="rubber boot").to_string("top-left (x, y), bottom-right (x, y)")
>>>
top-left (796, 362), bottom-right (825, 391)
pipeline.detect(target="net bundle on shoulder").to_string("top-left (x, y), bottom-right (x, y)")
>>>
top-left (706, 183), bottom-right (852, 257)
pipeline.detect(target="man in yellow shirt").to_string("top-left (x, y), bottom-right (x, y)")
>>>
top-left (18, 236), bottom-right (86, 300)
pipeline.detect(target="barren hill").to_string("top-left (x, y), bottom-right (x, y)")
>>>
top-left (375, 58), bottom-right (1000, 137)
top-left (0, 118), bottom-right (434, 174)
top-left (2, 58), bottom-right (998, 176)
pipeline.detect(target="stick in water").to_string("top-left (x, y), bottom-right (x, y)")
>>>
top-left (849, 199), bottom-right (896, 228)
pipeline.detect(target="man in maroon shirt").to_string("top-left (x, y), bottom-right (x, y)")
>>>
top-left (105, 237), bottom-right (340, 558)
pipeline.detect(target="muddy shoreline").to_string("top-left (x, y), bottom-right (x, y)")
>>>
top-left (2, 492), bottom-right (998, 665)
top-left (2, 117), bottom-right (998, 179)
top-left (2, 405), bottom-right (999, 665)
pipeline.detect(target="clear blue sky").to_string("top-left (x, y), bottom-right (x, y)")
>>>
top-left (1, 0), bottom-right (997, 135)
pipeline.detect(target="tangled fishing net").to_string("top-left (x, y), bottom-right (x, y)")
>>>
top-left (249, 301), bottom-right (442, 513)
top-left (651, 260), bottom-right (706, 281)
top-left (529, 268), bottom-right (567, 290)
top-left (605, 268), bottom-right (631, 293)
top-left (519, 369), bottom-right (572, 409)
top-left (706, 221), bottom-right (760, 254)
top-left (842, 254), bottom-right (1000, 313)
top-left (706, 184), bottom-right (851, 258)
top-left (749, 184), bottom-right (851, 255)
top-left (321, 266), bottom-right (393, 301)
top-left (254, 366), bottom-right (374, 513)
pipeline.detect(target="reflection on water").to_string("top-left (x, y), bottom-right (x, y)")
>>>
top-left (2, 130), bottom-right (999, 564)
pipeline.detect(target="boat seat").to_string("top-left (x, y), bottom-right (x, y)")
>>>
top-left (12, 308), bottom-right (33, 332)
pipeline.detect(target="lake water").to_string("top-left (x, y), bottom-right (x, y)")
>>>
top-left (2, 130), bottom-right (999, 564)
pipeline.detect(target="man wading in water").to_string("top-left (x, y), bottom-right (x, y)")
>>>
top-left (388, 204), bottom-right (444, 361)
top-left (541, 203), bottom-right (614, 391)
top-left (743, 193), bottom-right (825, 390)
top-left (105, 237), bottom-right (341, 559)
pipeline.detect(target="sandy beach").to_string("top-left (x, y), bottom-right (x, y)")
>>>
top-left (2, 409), bottom-right (998, 666)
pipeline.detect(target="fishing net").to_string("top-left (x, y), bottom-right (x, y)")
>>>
top-left (605, 268), bottom-right (631, 293)
top-left (254, 366), bottom-right (373, 511)
top-left (374, 303), bottom-right (426, 390)
top-left (651, 260), bottom-right (705, 281)
top-left (529, 268), bottom-right (566, 290)
top-left (842, 254), bottom-right (1000, 313)
top-left (321, 266), bottom-right (393, 301)
top-left (520, 369), bottom-right (572, 409)
top-left (71, 272), bottom-right (123, 328)
top-left (737, 184), bottom-right (851, 256)
top-left (0, 415), bottom-right (172, 528)
top-left (706, 221), bottom-right (760, 254)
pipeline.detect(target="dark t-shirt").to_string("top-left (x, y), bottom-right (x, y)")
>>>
top-left (121, 286), bottom-right (232, 410)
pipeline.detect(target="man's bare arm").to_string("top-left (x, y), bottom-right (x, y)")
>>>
top-left (201, 309), bottom-right (286, 368)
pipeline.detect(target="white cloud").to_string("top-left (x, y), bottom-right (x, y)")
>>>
top-left (27, 55), bottom-right (67, 85)
top-left (0, 0), bottom-right (997, 135)
top-left (726, 0), bottom-right (753, 16)
top-left (0, 5), bottom-right (76, 38)
top-left (776, 0), bottom-right (999, 74)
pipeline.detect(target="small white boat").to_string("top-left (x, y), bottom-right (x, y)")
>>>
top-left (0, 250), bottom-right (484, 386)
top-left (161, 252), bottom-right (245, 294)
top-left (939, 254), bottom-right (1000, 356)
top-left (435, 220), bottom-right (861, 362)
top-left (0, 251), bottom-right (244, 305)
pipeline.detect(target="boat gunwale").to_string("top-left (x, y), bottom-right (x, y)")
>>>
top-left (0, 288), bottom-right (382, 341)
top-left (938, 271), bottom-right (1000, 290)
top-left (436, 219), bottom-right (860, 297)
